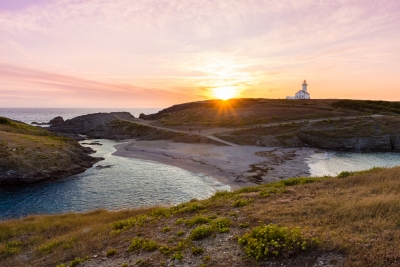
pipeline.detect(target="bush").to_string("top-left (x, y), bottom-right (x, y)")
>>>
top-left (106, 248), bottom-right (117, 257)
top-left (192, 247), bottom-right (204, 255)
top-left (128, 237), bottom-right (159, 252)
top-left (171, 251), bottom-right (183, 261)
top-left (38, 240), bottom-right (62, 254)
top-left (185, 216), bottom-right (211, 227)
top-left (0, 117), bottom-right (11, 125)
top-left (238, 224), bottom-right (319, 260)
top-left (177, 231), bottom-right (185, 236)
top-left (233, 198), bottom-right (252, 207)
top-left (337, 171), bottom-right (351, 178)
top-left (162, 226), bottom-right (170, 233)
top-left (113, 215), bottom-right (148, 230)
top-left (211, 217), bottom-right (231, 233)
top-left (159, 245), bottom-right (173, 256)
top-left (190, 225), bottom-right (213, 240)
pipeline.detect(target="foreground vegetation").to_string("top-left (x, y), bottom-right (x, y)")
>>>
top-left (1, 167), bottom-right (400, 266)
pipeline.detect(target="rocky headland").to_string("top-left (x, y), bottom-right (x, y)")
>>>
top-left (0, 116), bottom-right (102, 185)
top-left (48, 112), bottom-right (221, 144)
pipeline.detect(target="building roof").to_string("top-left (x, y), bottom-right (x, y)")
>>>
top-left (296, 90), bottom-right (310, 95)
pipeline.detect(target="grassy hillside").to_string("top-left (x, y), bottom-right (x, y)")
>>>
top-left (2, 167), bottom-right (400, 266)
top-left (0, 117), bottom-right (99, 184)
top-left (333, 100), bottom-right (400, 114)
top-left (142, 99), bottom-right (362, 129)
top-left (215, 116), bottom-right (400, 151)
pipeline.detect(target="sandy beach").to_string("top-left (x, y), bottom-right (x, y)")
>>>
top-left (113, 140), bottom-right (314, 190)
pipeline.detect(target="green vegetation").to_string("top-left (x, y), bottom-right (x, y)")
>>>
top-left (128, 237), bottom-right (159, 252)
top-left (333, 99), bottom-right (400, 114)
top-left (191, 247), bottom-right (204, 255)
top-left (2, 167), bottom-right (400, 266)
top-left (189, 225), bottom-right (214, 240)
top-left (106, 248), bottom-right (117, 257)
top-left (238, 224), bottom-right (319, 260)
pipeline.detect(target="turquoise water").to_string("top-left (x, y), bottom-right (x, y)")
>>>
top-left (0, 140), bottom-right (229, 220)
top-left (307, 151), bottom-right (400, 176)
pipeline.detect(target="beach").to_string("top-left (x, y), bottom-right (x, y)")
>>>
top-left (113, 140), bottom-right (313, 190)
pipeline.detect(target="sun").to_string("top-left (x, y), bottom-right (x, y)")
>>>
top-left (213, 86), bottom-right (237, 100)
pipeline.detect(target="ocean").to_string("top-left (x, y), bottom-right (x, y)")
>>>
top-left (0, 108), bottom-right (161, 125)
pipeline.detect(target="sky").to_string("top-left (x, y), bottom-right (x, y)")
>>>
top-left (0, 0), bottom-right (399, 108)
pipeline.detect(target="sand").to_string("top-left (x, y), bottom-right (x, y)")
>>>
top-left (113, 140), bottom-right (315, 190)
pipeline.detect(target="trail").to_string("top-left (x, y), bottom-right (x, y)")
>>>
top-left (114, 114), bottom-right (382, 147)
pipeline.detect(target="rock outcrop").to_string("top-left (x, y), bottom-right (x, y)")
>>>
top-left (49, 112), bottom-right (218, 144)
top-left (32, 116), bottom-right (64, 126)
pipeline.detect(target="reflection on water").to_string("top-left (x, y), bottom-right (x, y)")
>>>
top-left (307, 151), bottom-right (400, 177)
top-left (0, 140), bottom-right (230, 220)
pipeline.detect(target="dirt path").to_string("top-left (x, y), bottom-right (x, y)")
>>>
top-left (114, 114), bottom-right (382, 147)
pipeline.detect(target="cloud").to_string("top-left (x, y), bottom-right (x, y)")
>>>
top-left (1, 0), bottom-right (400, 105)
top-left (0, 63), bottom-right (202, 107)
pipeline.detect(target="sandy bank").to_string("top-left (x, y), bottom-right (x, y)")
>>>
top-left (113, 140), bottom-right (314, 190)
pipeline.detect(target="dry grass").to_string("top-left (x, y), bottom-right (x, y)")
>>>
top-left (151, 99), bottom-right (361, 129)
top-left (2, 167), bottom-right (400, 266)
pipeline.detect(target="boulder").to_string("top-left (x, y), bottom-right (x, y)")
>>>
top-left (49, 116), bottom-right (64, 125)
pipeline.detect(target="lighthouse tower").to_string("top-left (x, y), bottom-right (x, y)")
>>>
top-left (302, 80), bottom-right (308, 93)
top-left (286, 79), bottom-right (311, 99)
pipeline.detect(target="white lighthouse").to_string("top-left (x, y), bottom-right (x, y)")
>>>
top-left (286, 80), bottom-right (311, 99)
top-left (302, 80), bottom-right (308, 93)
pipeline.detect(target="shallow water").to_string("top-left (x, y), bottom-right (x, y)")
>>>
top-left (307, 151), bottom-right (400, 176)
top-left (0, 140), bottom-right (230, 220)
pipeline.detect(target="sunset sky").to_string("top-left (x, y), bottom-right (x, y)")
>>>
top-left (1, 0), bottom-right (399, 108)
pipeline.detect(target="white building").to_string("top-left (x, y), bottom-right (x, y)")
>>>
top-left (286, 80), bottom-right (310, 99)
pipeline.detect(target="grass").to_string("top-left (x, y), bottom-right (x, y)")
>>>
top-left (0, 117), bottom-right (96, 179)
top-left (332, 99), bottom-right (400, 114)
top-left (2, 167), bottom-right (400, 266)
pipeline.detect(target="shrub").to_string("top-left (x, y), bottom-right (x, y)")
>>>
top-left (0, 117), bottom-right (11, 125)
top-left (113, 215), bottom-right (148, 230)
top-left (337, 171), bottom-right (351, 178)
top-left (233, 198), bottom-right (252, 207)
top-left (238, 224), bottom-right (319, 260)
top-left (38, 240), bottom-right (62, 254)
top-left (4, 241), bottom-right (23, 255)
top-left (106, 248), bottom-right (117, 257)
top-left (175, 218), bottom-right (184, 225)
top-left (172, 202), bottom-right (207, 214)
top-left (211, 217), bottom-right (231, 233)
top-left (239, 222), bottom-right (250, 228)
top-left (128, 237), bottom-right (159, 252)
top-left (185, 216), bottom-right (211, 227)
top-left (171, 251), bottom-right (183, 261)
top-left (282, 177), bottom-right (321, 186)
top-left (69, 258), bottom-right (82, 267)
top-left (162, 226), bottom-right (171, 232)
top-left (192, 247), bottom-right (204, 255)
top-left (159, 245), bottom-right (174, 256)
top-left (177, 231), bottom-right (185, 236)
top-left (190, 225), bottom-right (213, 240)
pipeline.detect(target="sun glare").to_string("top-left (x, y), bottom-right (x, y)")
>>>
top-left (213, 86), bottom-right (237, 100)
